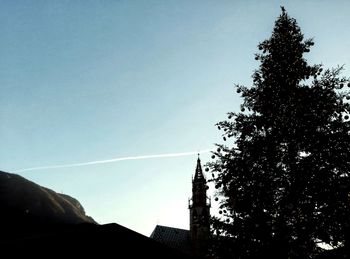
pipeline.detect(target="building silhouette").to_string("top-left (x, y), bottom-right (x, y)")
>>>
top-left (150, 156), bottom-right (211, 257)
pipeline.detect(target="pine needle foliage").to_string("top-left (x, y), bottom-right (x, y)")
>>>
top-left (208, 8), bottom-right (350, 259)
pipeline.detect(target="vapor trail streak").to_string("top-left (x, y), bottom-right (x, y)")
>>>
top-left (14, 149), bottom-right (213, 173)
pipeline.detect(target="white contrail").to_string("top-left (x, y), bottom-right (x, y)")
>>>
top-left (14, 149), bottom-right (213, 173)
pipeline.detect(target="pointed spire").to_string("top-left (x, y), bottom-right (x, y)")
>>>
top-left (194, 155), bottom-right (205, 182)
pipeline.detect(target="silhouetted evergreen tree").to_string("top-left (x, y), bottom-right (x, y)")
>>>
top-left (208, 8), bottom-right (350, 259)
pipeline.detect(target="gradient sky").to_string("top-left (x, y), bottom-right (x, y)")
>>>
top-left (1, 0), bottom-right (350, 236)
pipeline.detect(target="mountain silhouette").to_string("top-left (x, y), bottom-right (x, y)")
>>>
top-left (0, 171), bottom-right (195, 258)
top-left (0, 171), bottom-right (95, 226)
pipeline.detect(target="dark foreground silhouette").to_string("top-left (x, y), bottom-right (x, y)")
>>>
top-left (2, 222), bottom-right (194, 258)
top-left (0, 171), bottom-right (194, 258)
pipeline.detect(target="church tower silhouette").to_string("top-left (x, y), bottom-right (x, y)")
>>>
top-left (189, 155), bottom-right (211, 257)
top-left (150, 156), bottom-right (211, 257)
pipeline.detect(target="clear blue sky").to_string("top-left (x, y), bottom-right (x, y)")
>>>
top-left (1, 0), bottom-right (349, 236)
